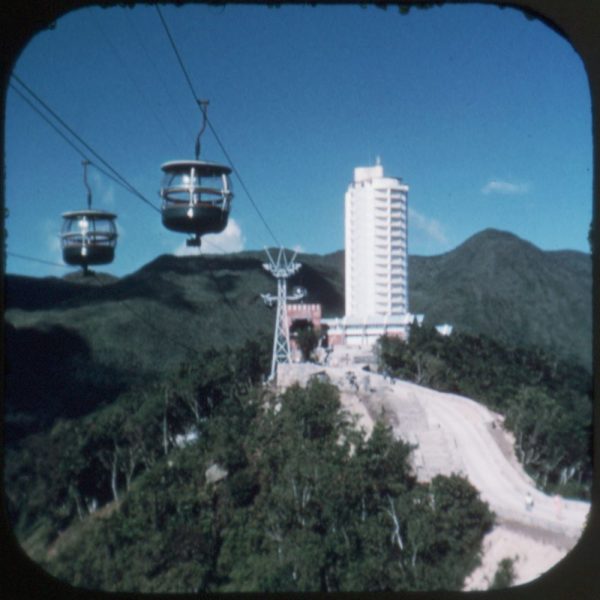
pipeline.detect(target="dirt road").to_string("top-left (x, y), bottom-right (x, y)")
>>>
top-left (277, 362), bottom-right (590, 586)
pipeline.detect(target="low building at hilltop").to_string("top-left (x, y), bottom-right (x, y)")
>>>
top-left (286, 303), bottom-right (323, 359)
top-left (287, 302), bottom-right (322, 330)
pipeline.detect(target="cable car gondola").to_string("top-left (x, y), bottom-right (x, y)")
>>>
top-left (159, 100), bottom-right (233, 247)
top-left (61, 161), bottom-right (118, 274)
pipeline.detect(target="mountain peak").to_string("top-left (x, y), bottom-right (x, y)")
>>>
top-left (408, 228), bottom-right (591, 369)
top-left (462, 228), bottom-right (537, 248)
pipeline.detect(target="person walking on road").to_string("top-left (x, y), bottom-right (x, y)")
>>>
top-left (525, 491), bottom-right (534, 512)
top-left (554, 494), bottom-right (563, 520)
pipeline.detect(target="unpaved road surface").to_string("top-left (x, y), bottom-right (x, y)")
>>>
top-left (277, 362), bottom-right (590, 587)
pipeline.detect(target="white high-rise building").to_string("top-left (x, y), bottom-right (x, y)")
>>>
top-left (324, 161), bottom-right (415, 347)
top-left (345, 162), bottom-right (408, 319)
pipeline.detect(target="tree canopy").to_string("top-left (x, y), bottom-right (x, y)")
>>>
top-left (376, 326), bottom-right (592, 498)
top-left (8, 344), bottom-right (493, 592)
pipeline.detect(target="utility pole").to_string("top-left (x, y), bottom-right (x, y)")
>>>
top-left (261, 247), bottom-right (305, 381)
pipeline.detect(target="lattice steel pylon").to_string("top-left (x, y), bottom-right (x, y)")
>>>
top-left (261, 247), bottom-right (305, 381)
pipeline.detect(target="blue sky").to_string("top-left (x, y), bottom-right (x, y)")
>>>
top-left (5, 3), bottom-right (593, 278)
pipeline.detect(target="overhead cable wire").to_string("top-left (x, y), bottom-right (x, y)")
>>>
top-left (94, 15), bottom-right (181, 154)
top-left (204, 117), bottom-right (282, 247)
top-left (124, 10), bottom-right (190, 146)
top-left (153, 6), bottom-right (274, 339)
top-left (11, 71), bottom-right (254, 348)
top-left (7, 251), bottom-right (68, 269)
top-left (11, 78), bottom-right (252, 343)
top-left (6, 251), bottom-right (243, 356)
top-left (10, 84), bottom-right (92, 165)
top-left (155, 5), bottom-right (199, 101)
top-left (8, 246), bottom-right (253, 355)
top-left (11, 82), bottom-right (149, 215)
top-left (10, 74), bottom-right (161, 214)
top-left (154, 6), bottom-right (282, 248)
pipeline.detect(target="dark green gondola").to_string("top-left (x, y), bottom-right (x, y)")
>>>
top-left (61, 210), bottom-right (117, 267)
top-left (60, 160), bottom-right (118, 274)
top-left (160, 100), bottom-right (233, 248)
top-left (160, 159), bottom-right (232, 247)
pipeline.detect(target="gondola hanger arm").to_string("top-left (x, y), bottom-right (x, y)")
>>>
top-left (82, 159), bottom-right (92, 210)
top-left (195, 99), bottom-right (209, 160)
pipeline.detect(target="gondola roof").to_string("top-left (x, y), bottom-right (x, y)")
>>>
top-left (61, 209), bottom-right (117, 219)
top-left (160, 160), bottom-right (232, 176)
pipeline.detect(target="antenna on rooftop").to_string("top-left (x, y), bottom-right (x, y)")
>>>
top-left (261, 247), bottom-right (305, 381)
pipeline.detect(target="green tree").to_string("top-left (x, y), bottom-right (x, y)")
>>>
top-left (489, 557), bottom-right (516, 589)
top-left (295, 326), bottom-right (320, 362)
top-left (39, 365), bottom-right (493, 593)
top-left (376, 328), bottom-right (592, 497)
top-left (505, 388), bottom-right (591, 492)
top-left (216, 381), bottom-right (492, 592)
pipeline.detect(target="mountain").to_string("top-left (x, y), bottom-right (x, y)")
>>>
top-left (3, 251), bottom-right (344, 440)
top-left (408, 229), bottom-right (592, 370)
top-left (4, 230), bottom-right (591, 440)
top-left (4, 250), bottom-right (345, 373)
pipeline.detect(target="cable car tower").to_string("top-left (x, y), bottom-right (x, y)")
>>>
top-left (60, 160), bottom-right (118, 275)
top-left (261, 247), bottom-right (306, 381)
top-left (160, 100), bottom-right (233, 248)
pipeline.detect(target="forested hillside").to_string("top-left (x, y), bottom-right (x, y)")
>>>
top-left (408, 229), bottom-right (592, 370)
top-left (3, 228), bottom-right (592, 591)
top-left (6, 343), bottom-right (494, 592)
top-left (377, 326), bottom-right (593, 499)
top-left (4, 251), bottom-right (343, 442)
top-left (5, 229), bottom-right (591, 389)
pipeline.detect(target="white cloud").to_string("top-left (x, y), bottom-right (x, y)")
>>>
top-left (40, 218), bottom-right (67, 271)
top-left (408, 208), bottom-right (448, 244)
top-left (481, 179), bottom-right (530, 196)
top-left (113, 220), bottom-right (125, 245)
top-left (47, 230), bottom-right (62, 257)
top-left (99, 183), bottom-right (116, 208)
top-left (43, 219), bottom-right (61, 254)
top-left (173, 217), bottom-right (246, 256)
top-left (173, 241), bottom-right (201, 257)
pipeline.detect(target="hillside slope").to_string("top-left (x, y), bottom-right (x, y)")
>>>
top-left (277, 362), bottom-right (591, 588)
top-left (408, 229), bottom-right (592, 369)
top-left (5, 251), bottom-right (343, 373)
top-left (4, 251), bottom-right (343, 439)
top-left (4, 230), bottom-right (591, 440)
top-left (6, 230), bottom-right (590, 369)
